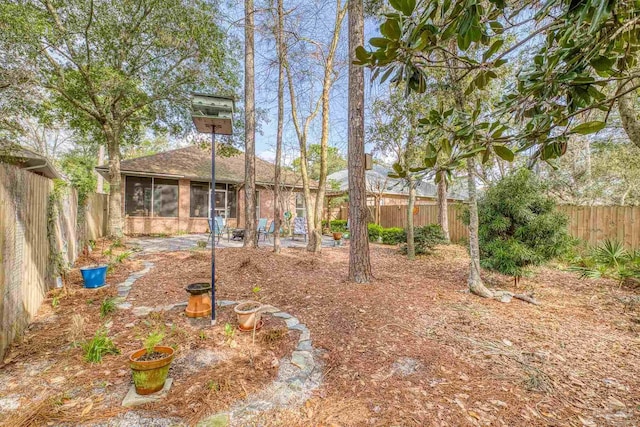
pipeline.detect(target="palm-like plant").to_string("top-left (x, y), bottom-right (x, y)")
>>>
top-left (570, 239), bottom-right (639, 283)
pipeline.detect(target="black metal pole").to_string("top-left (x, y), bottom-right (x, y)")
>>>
top-left (211, 126), bottom-right (216, 325)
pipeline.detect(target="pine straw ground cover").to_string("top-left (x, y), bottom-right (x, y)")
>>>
top-left (0, 240), bottom-right (295, 427)
top-left (131, 244), bottom-right (639, 426)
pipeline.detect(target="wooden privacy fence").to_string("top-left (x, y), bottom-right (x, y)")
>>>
top-left (378, 204), bottom-right (469, 242)
top-left (558, 205), bottom-right (640, 249)
top-left (371, 204), bottom-right (640, 249)
top-left (0, 163), bottom-right (108, 358)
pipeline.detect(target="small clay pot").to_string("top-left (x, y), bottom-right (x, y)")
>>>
top-left (332, 232), bottom-right (343, 241)
top-left (234, 301), bottom-right (263, 330)
top-left (129, 346), bottom-right (174, 395)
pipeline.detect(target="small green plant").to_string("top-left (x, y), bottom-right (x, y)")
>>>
top-left (199, 330), bottom-right (207, 340)
top-left (223, 322), bottom-right (236, 347)
top-left (196, 240), bottom-right (207, 249)
top-left (52, 296), bottom-right (60, 308)
top-left (224, 322), bottom-right (235, 340)
top-left (103, 247), bottom-right (113, 256)
top-left (144, 330), bottom-right (165, 354)
top-left (82, 328), bottom-right (119, 363)
top-left (252, 286), bottom-right (261, 294)
top-left (569, 239), bottom-right (640, 283)
top-left (100, 297), bottom-right (117, 318)
top-left (88, 239), bottom-right (96, 249)
top-left (400, 224), bottom-right (446, 256)
top-left (111, 237), bottom-right (124, 248)
top-left (113, 250), bottom-right (132, 264)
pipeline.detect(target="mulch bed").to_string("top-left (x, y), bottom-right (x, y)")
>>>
top-left (0, 239), bottom-right (295, 427)
top-left (2, 240), bottom-right (639, 426)
top-left (165, 244), bottom-right (637, 426)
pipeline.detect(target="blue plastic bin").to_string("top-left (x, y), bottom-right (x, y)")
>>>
top-left (80, 265), bottom-right (108, 288)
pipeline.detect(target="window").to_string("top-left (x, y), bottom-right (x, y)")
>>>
top-left (125, 177), bottom-right (152, 216)
top-left (256, 190), bottom-right (261, 218)
top-left (190, 182), bottom-right (209, 218)
top-left (153, 179), bottom-right (179, 217)
top-left (295, 192), bottom-right (305, 218)
top-left (227, 185), bottom-right (237, 219)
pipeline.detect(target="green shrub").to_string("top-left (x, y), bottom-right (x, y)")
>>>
top-left (381, 227), bottom-right (405, 245)
top-left (328, 219), bottom-right (348, 233)
top-left (82, 328), bottom-right (119, 363)
top-left (400, 224), bottom-right (446, 255)
top-left (473, 168), bottom-right (572, 282)
top-left (569, 239), bottom-right (640, 283)
top-left (367, 223), bottom-right (383, 241)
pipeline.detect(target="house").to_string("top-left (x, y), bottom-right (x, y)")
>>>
top-left (327, 165), bottom-right (467, 222)
top-left (0, 144), bottom-right (62, 179)
top-left (96, 146), bottom-right (313, 235)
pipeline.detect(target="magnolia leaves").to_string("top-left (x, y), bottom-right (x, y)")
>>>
top-left (570, 121), bottom-right (606, 135)
top-left (388, 0), bottom-right (416, 16)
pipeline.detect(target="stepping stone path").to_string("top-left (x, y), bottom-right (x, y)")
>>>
top-left (116, 261), bottom-right (154, 309)
top-left (110, 257), bottom-right (322, 426)
top-left (198, 301), bottom-right (323, 427)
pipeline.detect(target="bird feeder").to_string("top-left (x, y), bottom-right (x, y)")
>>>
top-left (190, 93), bottom-right (234, 325)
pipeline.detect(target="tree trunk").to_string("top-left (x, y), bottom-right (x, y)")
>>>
top-left (310, 0), bottom-right (346, 253)
top-left (406, 178), bottom-right (416, 260)
top-left (618, 78), bottom-right (640, 149)
top-left (347, 0), bottom-right (371, 283)
top-left (273, 0), bottom-right (284, 254)
top-left (97, 145), bottom-right (105, 194)
top-left (105, 128), bottom-right (123, 238)
top-left (437, 170), bottom-right (450, 243)
top-left (466, 157), bottom-right (493, 298)
top-left (244, 0), bottom-right (257, 247)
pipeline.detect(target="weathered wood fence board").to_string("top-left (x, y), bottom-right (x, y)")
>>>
top-left (558, 205), bottom-right (640, 249)
top-left (0, 163), bottom-right (108, 358)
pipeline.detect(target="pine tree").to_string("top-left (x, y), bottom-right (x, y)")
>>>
top-left (477, 169), bottom-right (571, 285)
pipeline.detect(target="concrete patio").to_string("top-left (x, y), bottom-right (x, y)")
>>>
top-left (127, 233), bottom-right (341, 254)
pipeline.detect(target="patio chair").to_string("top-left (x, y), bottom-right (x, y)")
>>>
top-left (256, 217), bottom-right (268, 240)
top-left (263, 220), bottom-right (284, 242)
top-left (207, 217), bottom-right (225, 244)
top-left (292, 217), bottom-right (307, 241)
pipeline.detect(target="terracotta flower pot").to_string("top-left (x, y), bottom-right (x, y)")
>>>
top-left (129, 346), bottom-right (174, 395)
top-left (234, 301), bottom-right (263, 331)
top-left (332, 232), bottom-right (343, 241)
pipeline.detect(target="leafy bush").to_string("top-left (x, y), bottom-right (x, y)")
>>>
top-left (569, 239), bottom-right (640, 283)
top-left (367, 223), bottom-right (383, 241)
top-left (400, 224), bottom-right (446, 255)
top-left (82, 328), bottom-right (119, 363)
top-left (381, 227), bottom-right (405, 245)
top-left (327, 219), bottom-right (348, 233)
top-left (475, 169), bottom-right (572, 282)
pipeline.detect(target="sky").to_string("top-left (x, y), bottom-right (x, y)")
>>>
top-left (220, 0), bottom-right (386, 167)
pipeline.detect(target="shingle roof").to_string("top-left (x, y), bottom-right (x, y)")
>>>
top-left (96, 146), bottom-right (309, 188)
top-left (327, 165), bottom-right (467, 200)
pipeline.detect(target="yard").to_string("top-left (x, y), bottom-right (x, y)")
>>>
top-left (1, 238), bottom-right (639, 426)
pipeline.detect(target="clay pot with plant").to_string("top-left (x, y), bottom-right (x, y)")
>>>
top-left (129, 331), bottom-right (174, 395)
top-left (234, 301), bottom-right (263, 331)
